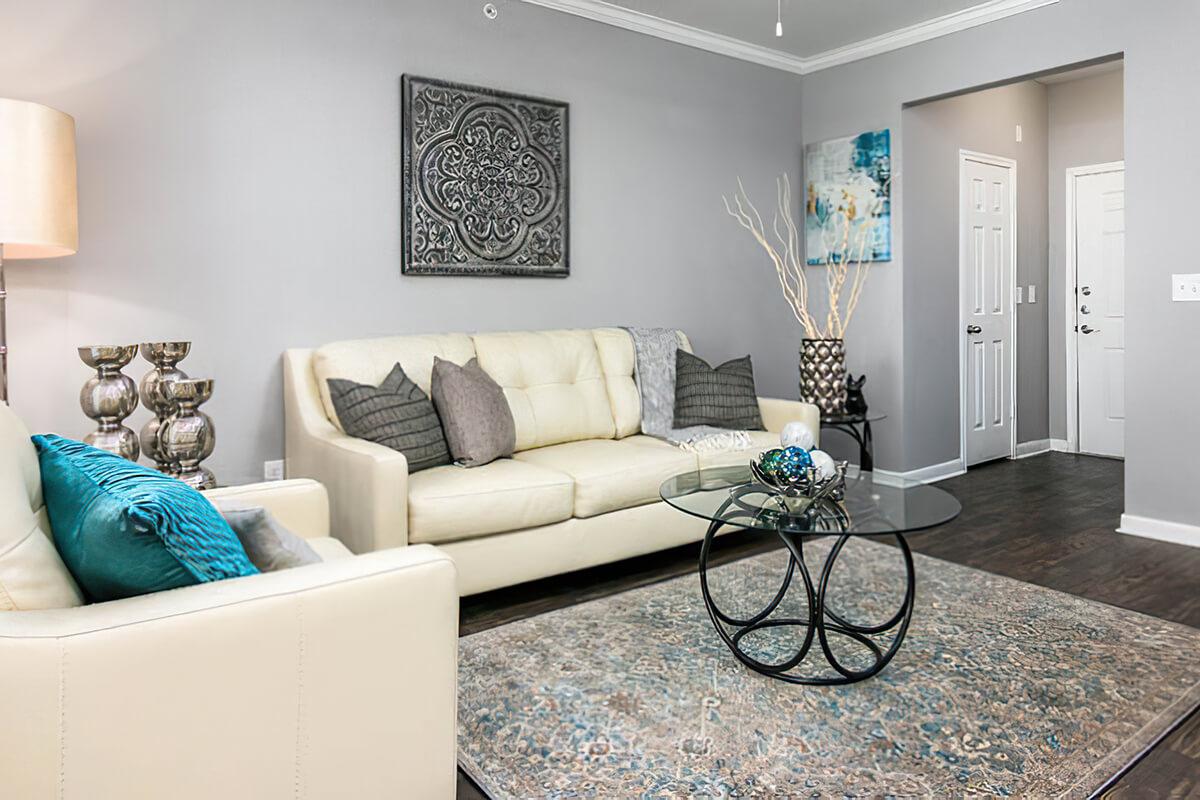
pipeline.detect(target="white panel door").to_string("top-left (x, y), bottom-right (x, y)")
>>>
top-left (1075, 169), bottom-right (1125, 458)
top-left (960, 156), bottom-right (1014, 466)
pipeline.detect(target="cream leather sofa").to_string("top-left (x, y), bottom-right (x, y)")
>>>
top-left (285, 328), bottom-right (819, 596)
top-left (0, 403), bottom-right (458, 799)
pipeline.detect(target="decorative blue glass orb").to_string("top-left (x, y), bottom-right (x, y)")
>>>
top-left (777, 446), bottom-right (814, 479)
top-left (758, 448), bottom-right (786, 477)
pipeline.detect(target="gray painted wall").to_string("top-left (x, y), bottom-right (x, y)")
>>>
top-left (1047, 69), bottom-right (1124, 442)
top-left (800, 0), bottom-right (1199, 530)
top-left (0, 0), bottom-right (804, 484)
top-left (902, 80), bottom-right (1049, 469)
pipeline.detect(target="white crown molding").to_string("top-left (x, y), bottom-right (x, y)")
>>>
top-left (519, 0), bottom-right (807, 74)
top-left (519, 0), bottom-right (1059, 76)
top-left (1118, 514), bottom-right (1200, 548)
top-left (801, 0), bottom-right (1060, 73)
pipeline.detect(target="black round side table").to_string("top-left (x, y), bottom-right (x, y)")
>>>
top-left (820, 412), bottom-right (886, 472)
top-left (660, 466), bottom-right (961, 686)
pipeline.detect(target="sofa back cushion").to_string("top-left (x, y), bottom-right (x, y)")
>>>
top-left (592, 328), bottom-right (692, 439)
top-left (471, 330), bottom-right (616, 451)
top-left (0, 405), bottom-right (84, 610)
top-left (312, 334), bottom-right (476, 431)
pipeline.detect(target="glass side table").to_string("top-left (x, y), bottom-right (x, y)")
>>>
top-left (661, 466), bottom-right (962, 685)
top-left (820, 412), bottom-right (886, 471)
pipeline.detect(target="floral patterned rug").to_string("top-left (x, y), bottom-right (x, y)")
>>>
top-left (458, 538), bottom-right (1200, 798)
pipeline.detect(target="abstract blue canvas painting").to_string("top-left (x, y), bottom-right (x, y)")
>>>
top-left (804, 129), bottom-right (892, 265)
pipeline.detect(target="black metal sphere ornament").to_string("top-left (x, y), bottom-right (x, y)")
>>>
top-left (698, 481), bottom-right (915, 685)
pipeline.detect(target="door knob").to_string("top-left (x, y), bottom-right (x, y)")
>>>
top-left (966, 324), bottom-right (982, 334)
top-left (1080, 325), bottom-right (1099, 335)
top-left (1079, 305), bottom-right (1091, 315)
top-left (1080, 286), bottom-right (1092, 296)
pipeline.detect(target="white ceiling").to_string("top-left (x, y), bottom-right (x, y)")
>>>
top-left (606, 0), bottom-right (989, 57)
top-left (521, 0), bottom-right (1061, 74)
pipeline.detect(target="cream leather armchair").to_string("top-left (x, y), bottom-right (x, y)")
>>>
top-left (0, 400), bottom-right (458, 799)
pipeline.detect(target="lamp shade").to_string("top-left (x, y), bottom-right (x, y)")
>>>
top-left (0, 98), bottom-right (78, 259)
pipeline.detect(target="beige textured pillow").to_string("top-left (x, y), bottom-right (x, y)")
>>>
top-left (430, 357), bottom-right (516, 467)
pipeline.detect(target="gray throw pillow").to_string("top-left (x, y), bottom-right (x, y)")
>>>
top-left (673, 349), bottom-right (765, 430)
top-left (218, 506), bottom-right (322, 572)
top-left (326, 363), bottom-right (450, 472)
top-left (430, 356), bottom-right (516, 467)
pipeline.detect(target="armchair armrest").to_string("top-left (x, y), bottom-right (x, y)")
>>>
top-left (0, 545), bottom-right (458, 799)
top-left (758, 396), bottom-right (821, 446)
top-left (205, 478), bottom-right (330, 539)
top-left (284, 349), bottom-right (409, 554)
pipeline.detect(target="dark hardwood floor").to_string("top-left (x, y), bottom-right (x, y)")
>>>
top-left (457, 453), bottom-right (1200, 799)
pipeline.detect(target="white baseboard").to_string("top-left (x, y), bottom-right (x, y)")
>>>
top-left (1117, 514), bottom-right (1200, 548)
top-left (873, 458), bottom-right (966, 486)
top-left (1050, 438), bottom-right (1072, 453)
top-left (1013, 439), bottom-right (1051, 459)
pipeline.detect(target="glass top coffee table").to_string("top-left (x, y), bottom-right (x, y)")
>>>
top-left (660, 465), bottom-right (961, 686)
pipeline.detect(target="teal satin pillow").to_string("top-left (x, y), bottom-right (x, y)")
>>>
top-left (32, 435), bottom-right (258, 602)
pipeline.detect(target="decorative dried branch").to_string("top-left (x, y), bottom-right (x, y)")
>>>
top-left (725, 174), bottom-right (889, 340)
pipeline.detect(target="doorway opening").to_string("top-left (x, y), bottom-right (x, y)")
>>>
top-left (901, 55), bottom-right (1124, 474)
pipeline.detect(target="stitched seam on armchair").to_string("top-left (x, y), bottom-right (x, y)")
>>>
top-left (0, 557), bottom-right (453, 640)
top-left (294, 598), bottom-right (306, 800)
top-left (58, 639), bottom-right (66, 800)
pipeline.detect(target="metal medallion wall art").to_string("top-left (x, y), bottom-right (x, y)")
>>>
top-left (78, 342), bottom-right (217, 489)
top-left (402, 75), bottom-right (568, 277)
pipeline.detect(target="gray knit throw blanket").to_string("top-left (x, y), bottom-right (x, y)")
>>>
top-left (624, 326), bottom-right (753, 453)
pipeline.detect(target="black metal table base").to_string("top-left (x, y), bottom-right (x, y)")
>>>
top-left (821, 418), bottom-right (875, 472)
top-left (698, 491), bottom-right (915, 686)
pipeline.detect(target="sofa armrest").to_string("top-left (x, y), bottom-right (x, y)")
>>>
top-left (0, 545), bottom-right (458, 799)
top-left (284, 349), bottom-right (409, 554)
top-left (758, 396), bottom-right (821, 446)
top-left (205, 478), bottom-right (330, 539)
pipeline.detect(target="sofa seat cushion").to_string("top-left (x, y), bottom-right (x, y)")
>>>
top-left (514, 436), bottom-right (697, 518)
top-left (407, 459), bottom-right (574, 544)
top-left (696, 431), bottom-right (781, 470)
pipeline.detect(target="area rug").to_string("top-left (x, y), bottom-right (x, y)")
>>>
top-left (458, 538), bottom-right (1200, 798)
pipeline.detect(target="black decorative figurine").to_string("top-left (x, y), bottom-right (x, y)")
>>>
top-left (845, 373), bottom-right (868, 416)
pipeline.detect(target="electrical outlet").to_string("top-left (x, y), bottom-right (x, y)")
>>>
top-left (1172, 273), bottom-right (1200, 301)
top-left (263, 460), bottom-right (285, 481)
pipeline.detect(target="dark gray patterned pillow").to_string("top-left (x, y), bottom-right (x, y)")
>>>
top-left (326, 363), bottom-right (450, 472)
top-left (673, 349), bottom-right (764, 430)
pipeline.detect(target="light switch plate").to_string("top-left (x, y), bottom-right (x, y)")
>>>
top-left (1015, 286), bottom-right (1023, 304)
top-left (1172, 273), bottom-right (1200, 301)
top-left (1027, 285), bottom-right (1036, 303)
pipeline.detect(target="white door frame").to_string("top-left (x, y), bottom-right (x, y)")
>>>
top-left (958, 149), bottom-right (1018, 468)
top-left (1063, 160), bottom-right (1125, 454)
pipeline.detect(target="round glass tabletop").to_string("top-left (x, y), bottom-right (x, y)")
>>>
top-left (660, 465), bottom-right (961, 536)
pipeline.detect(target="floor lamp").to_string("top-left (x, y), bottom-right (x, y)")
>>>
top-left (0, 98), bottom-right (78, 403)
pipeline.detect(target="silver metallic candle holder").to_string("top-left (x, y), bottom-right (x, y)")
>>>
top-left (78, 345), bottom-right (140, 461)
top-left (160, 378), bottom-right (216, 490)
top-left (138, 341), bottom-right (191, 473)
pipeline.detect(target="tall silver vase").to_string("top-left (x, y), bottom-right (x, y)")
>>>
top-left (800, 338), bottom-right (848, 416)
top-left (79, 345), bottom-right (141, 460)
top-left (160, 378), bottom-right (216, 490)
top-left (138, 342), bottom-right (191, 473)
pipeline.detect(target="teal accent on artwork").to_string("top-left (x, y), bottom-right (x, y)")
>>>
top-left (32, 434), bottom-right (257, 602)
